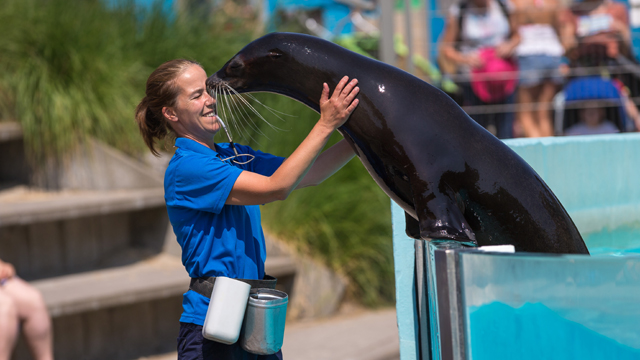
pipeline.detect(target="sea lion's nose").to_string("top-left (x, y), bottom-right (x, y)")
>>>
top-left (205, 74), bottom-right (218, 90)
top-left (226, 57), bottom-right (245, 77)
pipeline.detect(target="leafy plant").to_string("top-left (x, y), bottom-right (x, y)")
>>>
top-left (0, 0), bottom-right (252, 161)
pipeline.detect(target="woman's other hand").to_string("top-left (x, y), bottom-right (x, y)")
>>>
top-left (464, 53), bottom-right (485, 69)
top-left (318, 76), bottom-right (360, 131)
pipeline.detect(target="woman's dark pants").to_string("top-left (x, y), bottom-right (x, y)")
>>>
top-left (178, 323), bottom-right (283, 360)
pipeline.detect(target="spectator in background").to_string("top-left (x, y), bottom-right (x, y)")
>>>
top-left (512, 0), bottom-right (565, 137)
top-left (560, 0), bottom-right (631, 66)
top-left (0, 259), bottom-right (53, 360)
top-left (559, 0), bottom-right (640, 133)
top-left (565, 105), bottom-right (620, 135)
top-left (439, 0), bottom-right (520, 139)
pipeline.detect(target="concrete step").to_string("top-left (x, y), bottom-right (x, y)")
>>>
top-left (33, 253), bottom-right (297, 318)
top-left (0, 186), bottom-right (164, 227)
top-left (32, 253), bottom-right (188, 317)
top-left (0, 121), bottom-right (22, 142)
top-left (0, 185), bottom-right (169, 281)
top-left (12, 253), bottom-right (298, 360)
top-left (281, 308), bottom-right (400, 360)
top-left (264, 255), bottom-right (297, 279)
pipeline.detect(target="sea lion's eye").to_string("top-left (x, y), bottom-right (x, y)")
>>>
top-left (268, 51), bottom-right (282, 60)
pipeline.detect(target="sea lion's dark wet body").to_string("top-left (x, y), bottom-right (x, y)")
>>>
top-left (207, 32), bottom-right (589, 254)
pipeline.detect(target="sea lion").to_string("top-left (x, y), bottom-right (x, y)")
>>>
top-left (206, 32), bottom-right (589, 254)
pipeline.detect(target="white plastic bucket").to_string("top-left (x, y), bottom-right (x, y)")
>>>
top-left (202, 277), bottom-right (251, 344)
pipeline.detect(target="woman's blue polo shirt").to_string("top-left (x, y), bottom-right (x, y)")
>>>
top-left (164, 137), bottom-right (285, 325)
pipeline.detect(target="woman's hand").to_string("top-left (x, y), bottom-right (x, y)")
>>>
top-left (226, 78), bottom-right (360, 206)
top-left (318, 76), bottom-right (360, 131)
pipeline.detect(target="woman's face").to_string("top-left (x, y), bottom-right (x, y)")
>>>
top-left (168, 64), bottom-right (219, 140)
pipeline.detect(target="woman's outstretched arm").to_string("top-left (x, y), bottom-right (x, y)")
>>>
top-left (225, 76), bottom-right (359, 205)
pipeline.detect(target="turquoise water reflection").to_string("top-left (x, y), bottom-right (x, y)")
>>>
top-left (459, 248), bottom-right (640, 359)
top-left (584, 223), bottom-right (640, 255)
top-left (469, 302), bottom-right (640, 360)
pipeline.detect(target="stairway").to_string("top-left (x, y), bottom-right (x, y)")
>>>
top-left (0, 121), bottom-right (357, 360)
top-left (0, 122), bottom-right (300, 360)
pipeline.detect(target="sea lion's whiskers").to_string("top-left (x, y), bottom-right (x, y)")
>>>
top-left (226, 88), bottom-right (270, 139)
top-left (225, 87), bottom-right (261, 144)
top-left (243, 93), bottom-right (295, 119)
top-left (224, 84), bottom-right (286, 132)
top-left (221, 87), bottom-right (242, 140)
top-left (222, 88), bottom-right (255, 144)
top-left (217, 86), bottom-right (235, 139)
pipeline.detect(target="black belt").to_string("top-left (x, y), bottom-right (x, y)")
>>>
top-left (189, 275), bottom-right (277, 299)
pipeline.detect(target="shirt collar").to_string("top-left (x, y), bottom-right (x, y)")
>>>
top-left (174, 137), bottom-right (219, 157)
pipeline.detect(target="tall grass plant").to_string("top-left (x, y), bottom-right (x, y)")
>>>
top-left (0, 0), bottom-right (252, 160)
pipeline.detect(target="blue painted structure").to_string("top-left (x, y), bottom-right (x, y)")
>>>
top-left (393, 133), bottom-right (640, 359)
top-left (107, 0), bottom-right (175, 12)
top-left (263, 0), bottom-right (353, 35)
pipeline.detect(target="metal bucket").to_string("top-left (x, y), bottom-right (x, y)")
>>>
top-left (240, 288), bottom-right (288, 355)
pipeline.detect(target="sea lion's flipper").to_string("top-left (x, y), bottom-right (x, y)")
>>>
top-left (405, 212), bottom-right (421, 239)
top-left (414, 192), bottom-right (477, 244)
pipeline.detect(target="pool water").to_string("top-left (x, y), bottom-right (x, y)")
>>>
top-left (469, 302), bottom-right (640, 360)
top-left (583, 223), bottom-right (640, 255)
top-left (463, 225), bottom-right (640, 360)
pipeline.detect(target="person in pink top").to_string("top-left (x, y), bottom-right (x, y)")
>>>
top-left (439, 0), bottom-right (521, 139)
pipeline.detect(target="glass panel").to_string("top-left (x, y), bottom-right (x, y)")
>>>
top-left (425, 240), bottom-right (442, 360)
top-left (458, 252), bottom-right (640, 360)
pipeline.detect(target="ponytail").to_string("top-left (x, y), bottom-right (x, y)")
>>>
top-left (135, 59), bottom-right (201, 156)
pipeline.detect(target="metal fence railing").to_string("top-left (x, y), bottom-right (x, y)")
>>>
top-left (212, 0), bottom-right (640, 138)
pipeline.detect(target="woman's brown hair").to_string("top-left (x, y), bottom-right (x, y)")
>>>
top-left (135, 59), bottom-right (201, 156)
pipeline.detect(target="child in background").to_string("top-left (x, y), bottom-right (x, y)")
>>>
top-left (565, 106), bottom-right (619, 135)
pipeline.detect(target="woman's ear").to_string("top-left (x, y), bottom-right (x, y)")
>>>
top-left (162, 107), bottom-right (178, 122)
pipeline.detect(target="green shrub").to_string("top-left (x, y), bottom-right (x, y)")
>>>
top-left (0, 0), bottom-right (252, 160)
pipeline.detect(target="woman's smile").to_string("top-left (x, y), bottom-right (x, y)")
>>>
top-left (169, 64), bottom-right (223, 142)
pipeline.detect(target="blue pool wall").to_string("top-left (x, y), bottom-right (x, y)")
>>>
top-left (458, 251), bottom-right (640, 360)
top-left (391, 133), bottom-right (640, 359)
top-left (505, 133), bottom-right (640, 236)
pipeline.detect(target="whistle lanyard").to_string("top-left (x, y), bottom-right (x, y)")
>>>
top-left (216, 115), bottom-right (255, 165)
